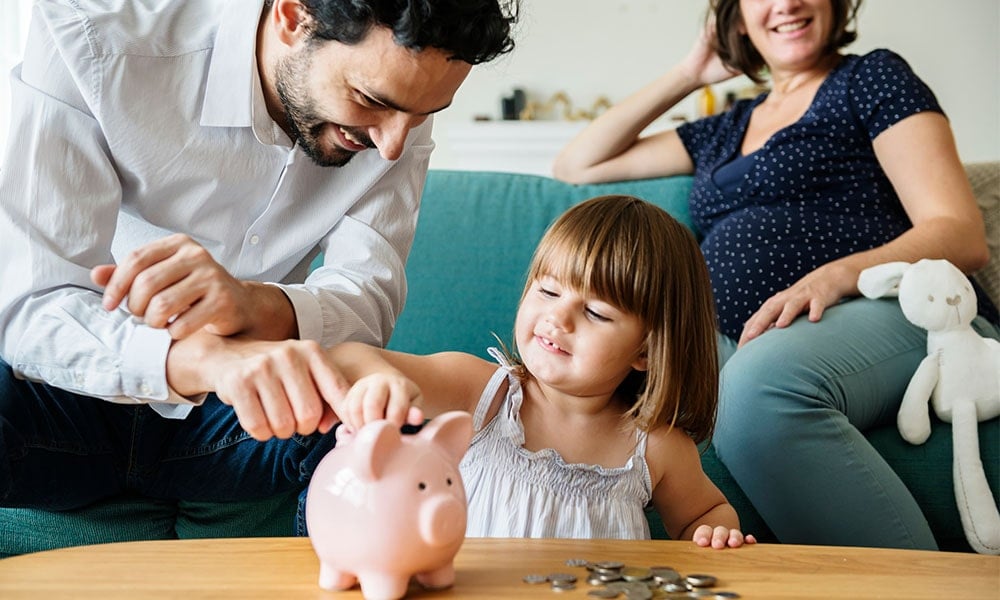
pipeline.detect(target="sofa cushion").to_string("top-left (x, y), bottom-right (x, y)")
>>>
top-left (869, 418), bottom-right (999, 552)
top-left (0, 489), bottom-right (300, 557)
top-left (0, 495), bottom-right (176, 558)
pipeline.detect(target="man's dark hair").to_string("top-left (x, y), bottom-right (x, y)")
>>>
top-left (268, 0), bottom-right (518, 65)
top-left (709, 0), bottom-right (862, 83)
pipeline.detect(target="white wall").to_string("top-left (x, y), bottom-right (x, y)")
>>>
top-left (431, 0), bottom-right (1000, 169)
top-left (2, 1), bottom-right (997, 165)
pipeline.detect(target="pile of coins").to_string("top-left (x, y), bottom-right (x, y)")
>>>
top-left (521, 558), bottom-right (740, 599)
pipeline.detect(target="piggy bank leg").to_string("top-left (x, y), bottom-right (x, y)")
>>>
top-left (318, 563), bottom-right (357, 591)
top-left (415, 564), bottom-right (456, 590)
top-left (357, 574), bottom-right (411, 600)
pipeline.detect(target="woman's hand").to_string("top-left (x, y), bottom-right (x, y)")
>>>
top-left (679, 21), bottom-right (741, 88)
top-left (692, 524), bottom-right (757, 549)
top-left (738, 262), bottom-right (860, 347)
top-left (333, 372), bottom-right (425, 435)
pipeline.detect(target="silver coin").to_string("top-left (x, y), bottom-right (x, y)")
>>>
top-left (566, 558), bottom-right (591, 567)
top-left (622, 566), bottom-right (654, 581)
top-left (522, 573), bottom-right (548, 584)
top-left (551, 581), bottom-right (576, 592)
top-left (712, 592), bottom-right (740, 598)
top-left (596, 560), bottom-right (627, 570)
top-left (587, 590), bottom-right (621, 599)
top-left (651, 567), bottom-right (682, 584)
top-left (663, 582), bottom-right (691, 593)
top-left (548, 572), bottom-right (579, 584)
top-left (684, 574), bottom-right (718, 588)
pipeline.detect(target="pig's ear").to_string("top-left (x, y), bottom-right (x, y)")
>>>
top-left (353, 420), bottom-right (403, 481)
top-left (420, 411), bottom-right (474, 465)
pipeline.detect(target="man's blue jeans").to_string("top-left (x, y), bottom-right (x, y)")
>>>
top-left (712, 297), bottom-right (1000, 550)
top-left (0, 360), bottom-right (337, 513)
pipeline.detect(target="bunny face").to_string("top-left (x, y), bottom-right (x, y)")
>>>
top-left (898, 260), bottom-right (978, 332)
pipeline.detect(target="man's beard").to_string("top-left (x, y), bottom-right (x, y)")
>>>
top-left (274, 48), bottom-right (375, 167)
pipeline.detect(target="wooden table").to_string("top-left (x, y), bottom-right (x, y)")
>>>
top-left (0, 537), bottom-right (996, 599)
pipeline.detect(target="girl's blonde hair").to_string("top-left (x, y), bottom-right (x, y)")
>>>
top-left (508, 195), bottom-right (719, 443)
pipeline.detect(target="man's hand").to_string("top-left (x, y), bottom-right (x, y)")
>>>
top-left (203, 338), bottom-right (352, 441)
top-left (91, 233), bottom-right (264, 339)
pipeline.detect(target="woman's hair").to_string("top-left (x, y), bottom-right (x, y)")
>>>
top-left (509, 195), bottom-right (719, 444)
top-left (265, 0), bottom-right (519, 65)
top-left (709, 0), bottom-right (862, 82)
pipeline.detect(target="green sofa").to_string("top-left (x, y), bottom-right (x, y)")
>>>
top-left (2, 168), bottom-right (997, 556)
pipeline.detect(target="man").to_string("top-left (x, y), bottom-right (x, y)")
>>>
top-left (0, 0), bottom-right (517, 512)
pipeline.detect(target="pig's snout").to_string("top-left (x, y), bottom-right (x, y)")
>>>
top-left (418, 494), bottom-right (466, 547)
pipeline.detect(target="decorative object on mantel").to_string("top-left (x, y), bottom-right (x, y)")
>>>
top-left (500, 88), bottom-right (526, 120)
top-left (697, 85), bottom-right (716, 117)
top-left (518, 91), bottom-right (612, 121)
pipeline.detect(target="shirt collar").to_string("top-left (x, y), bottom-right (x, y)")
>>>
top-left (201, 0), bottom-right (268, 131)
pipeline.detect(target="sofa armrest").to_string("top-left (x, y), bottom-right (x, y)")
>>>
top-left (966, 161), bottom-right (1000, 308)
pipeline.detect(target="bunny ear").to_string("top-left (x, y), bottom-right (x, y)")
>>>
top-left (858, 262), bottom-right (912, 298)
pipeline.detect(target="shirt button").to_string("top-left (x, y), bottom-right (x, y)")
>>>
top-left (249, 234), bottom-right (260, 245)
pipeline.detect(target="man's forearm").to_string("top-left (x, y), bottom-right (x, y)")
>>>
top-left (166, 331), bottom-right (230, 397)
top-left (240, 281), bottom-right (299, 340)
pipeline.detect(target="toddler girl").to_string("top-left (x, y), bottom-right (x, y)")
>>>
top-left (329, 195), bottom-right (754, 548)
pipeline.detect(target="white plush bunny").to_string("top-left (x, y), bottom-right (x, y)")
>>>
top-left (858, 259), bottom-right (1000, 554)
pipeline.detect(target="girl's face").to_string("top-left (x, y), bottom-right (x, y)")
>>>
top-left (738, 0), bottom-right (834, 74)
top-left (515, 275), bottom-right (648, 399)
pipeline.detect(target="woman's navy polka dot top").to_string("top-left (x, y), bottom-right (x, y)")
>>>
top-left (678, 49), bottom-right (996, 339)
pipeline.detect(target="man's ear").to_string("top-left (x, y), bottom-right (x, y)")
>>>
top-left (272, 0), bottom-right (312, 46)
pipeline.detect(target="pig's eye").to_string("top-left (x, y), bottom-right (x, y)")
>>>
top-left (446, 477), bottom-right (453, 486)
top-left (418, 482), bottom-right (427, 491)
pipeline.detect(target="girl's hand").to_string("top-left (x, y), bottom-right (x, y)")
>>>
top-left (692, 525), bottom-right (757, 549)
top-left (679, 20), bottom-right (740, 87)
top-left (334, 372), bottom-right (424, 434)
top-left (738, 262), bottom-right (859, 347)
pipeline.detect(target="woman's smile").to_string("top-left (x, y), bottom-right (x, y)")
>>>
top-left (773, 18), bottom-right (811, 34)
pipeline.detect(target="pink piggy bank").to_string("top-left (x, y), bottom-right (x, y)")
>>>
top-left (305, 411), bottom-right (473, 600)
